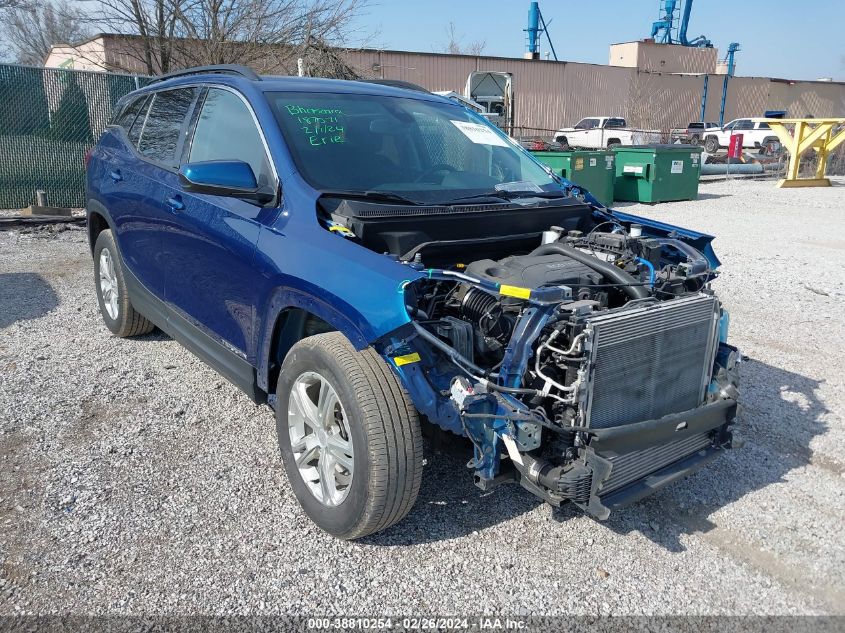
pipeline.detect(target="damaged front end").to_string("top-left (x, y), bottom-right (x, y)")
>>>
top-left (323, 194), bottom-right (740, 519)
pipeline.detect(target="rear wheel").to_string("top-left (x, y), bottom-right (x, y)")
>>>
top-left (689, 133), bottom-right (701, 146)
top-left (704, 135), bottom-right (719, 153)
top-left (275, 332), bottom-right (423, 539)
top-left (93, 230), bottom-right (154, 337)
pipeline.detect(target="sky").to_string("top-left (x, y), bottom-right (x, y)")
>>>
top-left (350, 0), bottom-right (845, 82)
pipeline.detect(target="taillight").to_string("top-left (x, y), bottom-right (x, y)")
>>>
top-left (84, 147), bottom-right (93, 169)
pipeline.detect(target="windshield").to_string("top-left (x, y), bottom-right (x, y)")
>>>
top-left (268, 91), bottom-right (557, 204)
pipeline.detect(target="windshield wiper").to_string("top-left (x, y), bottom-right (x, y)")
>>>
top-left (443, 190), bottom-right (568, 205)
top-left (319, 190), bottom-right (424, 206)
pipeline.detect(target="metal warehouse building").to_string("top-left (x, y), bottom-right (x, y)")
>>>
top-left (46, 34), bottom-right (845, 133)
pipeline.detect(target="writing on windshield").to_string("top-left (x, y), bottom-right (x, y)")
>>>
top-left (284, 104), bottom-right (346, 147)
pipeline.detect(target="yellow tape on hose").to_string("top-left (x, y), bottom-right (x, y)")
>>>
top-left (499, 285), bottom-right (531, 300)
top-left (393, 352), bottom-right (421, 367)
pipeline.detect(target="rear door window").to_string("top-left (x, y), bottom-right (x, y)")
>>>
top-left (605, 118), bottom-right (626, 128)
top-left (137, 88), bottom-right (197, 165)
top-left (114, 95), bottom-right (147, 133)
top-left (188, 88), bottom-right (273, 186)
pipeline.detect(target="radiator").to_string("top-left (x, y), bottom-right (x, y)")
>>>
top-left (584, 295), bottom-right (720, 429)
top-left (598, 432), bottom-right (713, 496)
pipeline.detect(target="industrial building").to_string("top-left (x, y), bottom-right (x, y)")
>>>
top-left (44, 32), bottom-right (845, 135)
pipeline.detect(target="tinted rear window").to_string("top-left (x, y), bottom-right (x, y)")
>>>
top-left (114, 95), bottom-right (147, 132)
top-left (137, 88), bottom-right (196, 164)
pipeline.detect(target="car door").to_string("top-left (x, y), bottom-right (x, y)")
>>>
top-left (113, 87), bottom-right (198, 298)
top-left (161, 86), bottom-right (278, 363)
top-left (97, 93), bottom-right (164, 295)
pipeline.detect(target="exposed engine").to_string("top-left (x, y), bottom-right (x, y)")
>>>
top-left (319, 195), bottom-right (739, 516)
top-left (407, 222), bottom-right (715, 375)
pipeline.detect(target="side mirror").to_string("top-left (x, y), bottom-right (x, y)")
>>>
top-left (178, 160), bottom-right (274, 204)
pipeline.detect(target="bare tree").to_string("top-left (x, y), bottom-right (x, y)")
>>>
top-left (84, 0), bottom-right (183, 74)
top-left (85, 0), bottom-right (369, 75)
top-left (442, 21), bottom-right (485, 56)
top-left (173, 0), bottom-right (367, 72)
top-left (1, 1), bottom-right (91, 65)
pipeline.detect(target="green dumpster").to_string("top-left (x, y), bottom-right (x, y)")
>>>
top-left (530, 150), bottom-right (615, 206)
top-left (612, 145), bottom-right (703, 203)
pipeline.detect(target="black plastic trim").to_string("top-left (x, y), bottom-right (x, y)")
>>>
top-left (586, 399), bottom-right (737, 455)
top-left (120, 253), bottom-right (264, 404)
top-left (576, 399), bottom-right (736, 520)
top-left (598, 445), bottom-right (723, 512)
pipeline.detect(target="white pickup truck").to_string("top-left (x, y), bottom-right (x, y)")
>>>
top-left (553, 117), bottom-right (659, 150)
top-left (702, 118), bottom-right (779, 153)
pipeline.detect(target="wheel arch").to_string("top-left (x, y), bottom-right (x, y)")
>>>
top-left (257, 288), bottom-right (371, 395)
top-left (86, 199), bottom-right (115, 256)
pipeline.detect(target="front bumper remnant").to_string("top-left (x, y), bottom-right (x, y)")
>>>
top-left (573, 398), bottom-right (737, 519)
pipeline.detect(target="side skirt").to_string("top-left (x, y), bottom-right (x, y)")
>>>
top-left (123, 266), bottom-right (265, 404)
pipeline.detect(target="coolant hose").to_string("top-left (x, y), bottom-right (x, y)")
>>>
top-left (530, 242), bottom-right (649, 300)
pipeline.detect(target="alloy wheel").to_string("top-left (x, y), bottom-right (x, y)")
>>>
top-left (99, 248), bottom-right (119, 320)
top-left (287, 371), bottom-right (354, 507)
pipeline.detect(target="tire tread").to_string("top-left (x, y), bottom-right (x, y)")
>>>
top-left (288, 332), bottom-right (423, 539)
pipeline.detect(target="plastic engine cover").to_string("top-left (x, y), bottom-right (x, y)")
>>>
top-left (466, 254), bottom-right (602, 289)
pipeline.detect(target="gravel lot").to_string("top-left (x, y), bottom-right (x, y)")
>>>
top-left (1, 178), bottom-right (843, 616)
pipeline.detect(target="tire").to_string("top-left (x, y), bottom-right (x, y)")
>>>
top-left (557, 136), bottom-right (571, 151)
top-left (760, 136), bottom-right (782, 156)
top-left (93, 229), bottom-right (155, 338)
top-left (689, 134), bottom-right (701, 146)
top-left (704, 135), bottom-right (719, 153)
top-left (607, 140), bottom-right (621, 149)
top-left (275, 332), bottom-right (423, 539)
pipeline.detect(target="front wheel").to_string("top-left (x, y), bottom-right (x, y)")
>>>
top-left (275, 332), bottom-right (423, 539)
top-left (704, 135), bottom-right (719, 153)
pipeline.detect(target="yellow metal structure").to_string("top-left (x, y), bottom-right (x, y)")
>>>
top-left (763, 118), bottom-right (845, 188)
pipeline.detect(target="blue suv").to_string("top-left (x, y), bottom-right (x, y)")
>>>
top-left (86, 65), bottom-right (740, 539)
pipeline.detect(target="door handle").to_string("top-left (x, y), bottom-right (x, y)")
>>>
top-left (166, 196), bottom-right (185, 211)
top-left (109, 170), bottom-right (122, 183)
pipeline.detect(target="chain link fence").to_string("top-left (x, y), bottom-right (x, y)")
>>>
top-left (0, 63), bottom-right (149, 209)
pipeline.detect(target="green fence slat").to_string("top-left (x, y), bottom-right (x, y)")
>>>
top-left (0, 63), bottom-right (148, 209)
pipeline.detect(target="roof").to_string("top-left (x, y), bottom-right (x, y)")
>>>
top-left (139, 69), bottom-right (453, 103)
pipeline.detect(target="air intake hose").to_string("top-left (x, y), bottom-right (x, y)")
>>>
top-left (530, 242), bottom-right (649, 300)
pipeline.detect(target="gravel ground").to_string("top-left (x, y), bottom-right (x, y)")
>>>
top-left (0, 179), bottom-right (843, 616)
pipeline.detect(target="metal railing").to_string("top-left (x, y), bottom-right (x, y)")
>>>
top-left (0, 63), bottom-right (149, 209)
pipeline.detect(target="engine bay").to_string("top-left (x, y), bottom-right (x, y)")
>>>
top-left (318, 194), bottom-right (739, 514)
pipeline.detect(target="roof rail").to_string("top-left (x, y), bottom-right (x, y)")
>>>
top-left (359, 79), bottom-right (429, 93)
top-left (149, 64), bottom-right (261, 84)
